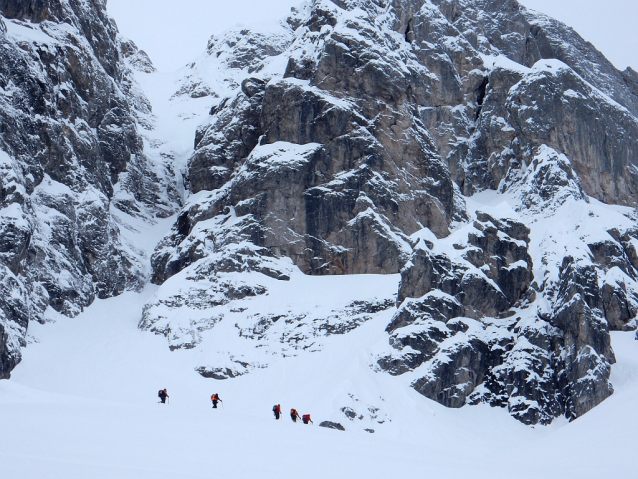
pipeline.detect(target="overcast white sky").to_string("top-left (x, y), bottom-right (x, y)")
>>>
top-left (521, 0), bottom-right (638, 71)
top-left (107, 0), bottom-right (638, 72)
top-left (107, 0), bottom-right (300, 71)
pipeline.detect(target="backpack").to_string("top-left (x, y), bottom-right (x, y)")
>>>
top-left (212, 394), bottom-right (218, 401)
top-left (291, 409), bottom-right (297, 415)
top-left (273, 405), bottom-right (280, 412)
top-left (158, 390), bottom-right (163, 397)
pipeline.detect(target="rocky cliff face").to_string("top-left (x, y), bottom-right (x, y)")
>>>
top-left (427, 0), bottom-right (638, 205)
top-left (152, 0), bottom-right (638, 285)
top-left (0, 0), bottom-right (178, 378)
top-left (140, 0), bottom-right (638, 426)
top-left (3, 0), bottom-right (638, 427)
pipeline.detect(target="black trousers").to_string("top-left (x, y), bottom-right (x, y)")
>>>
top-left (212, 400), bottom-right (218, 408)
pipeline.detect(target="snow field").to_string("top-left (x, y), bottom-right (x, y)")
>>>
top-left (1, 273), bottom-right (638, 478)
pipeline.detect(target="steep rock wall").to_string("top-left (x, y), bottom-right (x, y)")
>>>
top-left (0, 0), bottom-right (177, 378)
top-left (143, 0), bottom-right (638, 425)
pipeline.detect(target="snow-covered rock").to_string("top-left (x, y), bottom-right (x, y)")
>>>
top-left (140, 0), bottom-right (638, 425)
top-left (3, 0), bottom-right (638, 429)
top-left (0, 0), bottom-right (179, 377)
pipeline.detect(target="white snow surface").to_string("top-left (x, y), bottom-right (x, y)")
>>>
top-left (4, 182), bottom-right (638, 477)
top-left (1, 282), bottom-right (637, 478)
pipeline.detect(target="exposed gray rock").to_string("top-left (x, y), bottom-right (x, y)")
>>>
top-left (412, 335), bottom-right (506, 409)
top-left (379, 201), bottom-right (630, 424)
top-left (382, 236), bottom-right (630, 424)
top-left (380, 212), bottom-right (533, 409)
top-left (141, 0), bottom-right (638, 426)
top-left (319, 421), bottom-right (346, 431)
top-left (433, 0), bottom-right (638, 114)
top-left (465, 212), bottom-right (533, 305)
top-left (425, 0), bottom-right (638, 205)
top-left (499, 145), bottom-right (588, 215)
top-left (195, 362), bottom-right (263, 380)
top-left (396, 212), bottom-right (532, 317)
top-left (341, 407), bottom-right (357, 420)
top-left (120, 38), bottom-right (155, 74)
top-left (157, 0), bottom-right (471, 286)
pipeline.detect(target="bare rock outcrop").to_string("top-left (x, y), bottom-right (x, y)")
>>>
top-left (141, 0), bottom-right (638, 426)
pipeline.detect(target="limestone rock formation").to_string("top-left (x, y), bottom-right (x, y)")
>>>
top-left (143, 0), bottom-right (638, 425)
top-left (0, 0), bottom-right (178, 378)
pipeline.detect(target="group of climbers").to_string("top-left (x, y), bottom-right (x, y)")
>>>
top-left (157, 390), bottom-right (312, 424)
top-left (274, 404), bottom-right (312, 424)
top-left (157, 389), bottom-right (223, 408)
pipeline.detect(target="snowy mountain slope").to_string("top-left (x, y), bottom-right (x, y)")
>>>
top-left (1, 3), bottom-right (638, 468)
top-left (2, 282), bottom-right (638, 478)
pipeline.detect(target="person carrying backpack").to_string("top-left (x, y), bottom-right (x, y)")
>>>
top-left (158, 389), bottom-right (169, 404)
top-left (273, 404), bottom-right (282, 420)
top-left (290, 408), bottom-right (301, 422)
top-left (211, 393), bottom-right (221, 408)
top-left (302, 414), bottom-right (313, 425)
